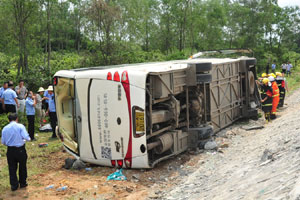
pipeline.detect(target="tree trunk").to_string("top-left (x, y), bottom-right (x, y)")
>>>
top-left (145, 20), bottom-right (149, 52)
top-left (47, 0), bottom-right (51, 80)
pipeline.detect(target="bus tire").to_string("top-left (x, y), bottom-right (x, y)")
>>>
top-left (196, 74), bottom-right (212, 83)
top-left (195, 63), bottom-right (212, 72)
top-left (248, 71), bottom-right (255, 95)
top-left (189, 125), bottom-right (213, 140)
top-left (246, 59), bottom-right (256, 66)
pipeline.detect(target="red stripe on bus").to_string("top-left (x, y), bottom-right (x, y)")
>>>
top-left (121, 71), bottom-right (132, 168)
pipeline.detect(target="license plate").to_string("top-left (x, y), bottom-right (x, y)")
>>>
top-left (135, 111), bottom-right (145, 131)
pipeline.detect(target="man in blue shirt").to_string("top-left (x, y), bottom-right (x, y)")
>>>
top-left (0, 81), bottom-right (8, 114)
top-left (271, 62), bottom-right (276, 73)
top-left (25, 91), bottom-right (37, 140)
top-left (1, 113), bottom-right (31, 191)
top-left (43, 84), bottom-right (51, 111)
top-left (2, 82), bottom-right (19, 113)
top-left (46, 86), bottom-right (57, 138)
top-left (287, 61), bottom-right (293, 77)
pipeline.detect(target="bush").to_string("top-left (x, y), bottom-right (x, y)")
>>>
top-left (0, 114), bottom-right (9, 137)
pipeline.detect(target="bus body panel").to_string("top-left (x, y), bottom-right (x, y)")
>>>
top-left (127, 84), bottom-right (148, 161)
top-left (89, 79), bottom-right (130, 161)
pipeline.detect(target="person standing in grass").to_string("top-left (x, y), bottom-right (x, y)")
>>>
top-left (286, 62), bottom-right (293, 77)
top-left (45, 86), bottom-right (57, 138)
top-left (15, 80), bottom-right (28, 113)
top-left (35, 87), bottom-right (45, 127)
top-left (43, 84), bottom-right (51, 111)
top-left (271, 62), bottom-right (276, 73)
top-left (2, 81), bottom-right (19, 113)
top-left (1, 113), bottom-right (31, 191)
top-left (281, 63), bottom-right (287, 75)
top-left (25, 91), bottom-right (37, 140)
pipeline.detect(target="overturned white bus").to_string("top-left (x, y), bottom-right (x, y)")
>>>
top-left (53, 56), bottom-right (260, 168)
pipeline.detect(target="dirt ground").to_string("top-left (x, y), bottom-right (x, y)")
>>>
top-left (0, 141), bottom-right (201, 200)
top-left (1, 89), bottom-right (300, 200)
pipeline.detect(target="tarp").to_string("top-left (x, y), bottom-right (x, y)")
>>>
top-left (106, 169), bottom-right (127, 181)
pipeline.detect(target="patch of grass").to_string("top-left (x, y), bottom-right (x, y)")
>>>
top-left (285, 67), bottom-right (300, 93)
top-left (0, 131), bottom-right (62, 194)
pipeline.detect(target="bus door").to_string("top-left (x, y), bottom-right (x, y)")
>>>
top-left (75, 78), bottom-right (95, 160)
top-left (54, 77), bottom-right (78, 154)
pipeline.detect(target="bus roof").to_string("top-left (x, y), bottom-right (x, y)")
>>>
top-left (69, 57), bottom-right (246, 73)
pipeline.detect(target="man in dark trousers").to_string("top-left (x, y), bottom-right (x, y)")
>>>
top-left (1, 113), bottom-right (31, 191)
top-left (46, 86), bottom-right (57, 138)
top-left (25, 91), bottom-right (37, 140)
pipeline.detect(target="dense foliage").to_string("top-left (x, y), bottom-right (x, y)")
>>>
top-left (0, 0), bottom-right (300, 89)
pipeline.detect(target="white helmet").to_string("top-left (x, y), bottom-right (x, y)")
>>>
top-left (268, 76), bottom-right (275, 82)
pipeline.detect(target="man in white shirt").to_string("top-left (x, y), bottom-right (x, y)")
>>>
top-left (281, 63), bottom-right (287, 75)
top-left (15, 80), bottom-right (28, 113)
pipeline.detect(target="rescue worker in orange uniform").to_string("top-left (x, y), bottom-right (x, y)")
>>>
top-left (268, 75), bottom-right (280, 119)
top-left (260, 78), bottom-right (273, 121)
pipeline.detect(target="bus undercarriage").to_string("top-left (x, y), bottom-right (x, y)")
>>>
top-left (144, 58), bottom-right (260, 167)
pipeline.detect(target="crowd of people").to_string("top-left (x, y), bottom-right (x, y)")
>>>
top-left (272, 61), bottom-right (293, 76)
top-left (257, 71), bottom-right (288, 121)
top-left (259, 61), bottom-right (293, 121)
top-left (0, 80), bottom-right (57, 140)
top-left (0, 80), bottom-right (59, 191)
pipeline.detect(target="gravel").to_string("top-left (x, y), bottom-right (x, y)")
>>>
top-left (158, 88), bottom-right (300, 200)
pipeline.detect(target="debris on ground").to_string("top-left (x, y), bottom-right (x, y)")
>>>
top-left (132, 174), bottom-right (140, 181)
top-left (39, 124), bottom-right (52, 132)
top-left (56, 186), bottom-right (68, 191)
top-left (204, 140), bottom-right (218, 150)
top-left (107, 169), bottom-right (127, 181)
top-left (45, 185), bottom-right (54, 190)
top-left (72, 159), bottom-right (86, 170)
top-left (38, 143), bottom-right (48, 148)
top-left (242, 125), bottom-right (264, 131)
top-left (260, 149), bottom-right (273, 162)
top-left (219, 142), bottom-right (229, 148)
top-left (64, 158), bottom-right (76, 169)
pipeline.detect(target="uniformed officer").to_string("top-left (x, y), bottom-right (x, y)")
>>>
top-left (2, 82), bottom-right (19, 113)
top-left (1, 113), bottom-right (31, 191)
top-left (46, 86), bottom-right (57, 138)
top-left (25, 91), bottom-right (37, 140)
